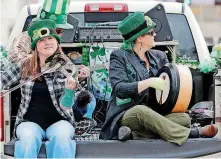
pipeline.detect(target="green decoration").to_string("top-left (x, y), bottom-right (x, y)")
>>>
top-left (90, 46), bottom-right (105, 60)
top-left (49, 14), bottom-right (57, 21)
top-left (40, 11), bottom-right (46, 19)
top-left (28, 19), bottom-right (61, 50)
top-left (198, 58), bottom-right (217, 73)
top-left (60, 88), bottom-right (75, 108)
top-left (0, 46), bottom-right (10, 71)
top-left (176, 56), bottom-right (199, 69)
top-left (34, 0), bottom-right (73, 29)
top-left (116, 97), bottom-right (131, 106)
top-left (82, 47), bottom-right (90, 66)
top-left (95, 69), bottom-right (108, 77)
top-left (211, 42), bottom-right (221, 68)
top-left (0, 46), bottom-right (7, 58)
top-left (197, 42), bottom-right (221, 73)
top-left (89, 46), bottom-right (117, 101)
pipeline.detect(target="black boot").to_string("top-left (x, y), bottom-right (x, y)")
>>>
top-left (118, 126), bottom-right (133, 141)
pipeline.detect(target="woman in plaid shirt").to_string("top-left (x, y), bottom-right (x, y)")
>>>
top-left (1, 19), bottom-right (78, 158)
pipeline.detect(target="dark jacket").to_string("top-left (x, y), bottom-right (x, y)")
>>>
top-left (99, 49), bottom-right (169, 140)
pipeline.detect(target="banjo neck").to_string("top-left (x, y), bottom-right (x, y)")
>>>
top-left (76, 64), bottom-right (108, 72)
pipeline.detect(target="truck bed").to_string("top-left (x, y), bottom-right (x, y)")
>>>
top-left (4, 138), bottom-right (221, 158)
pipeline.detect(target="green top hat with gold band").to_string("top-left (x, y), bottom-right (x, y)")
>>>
top-left (37, 0), bottom-right (73, 29)
top-left (118, 11), bottom-right (156, 50)
top-left (28, 19), bottom-right (61, 50)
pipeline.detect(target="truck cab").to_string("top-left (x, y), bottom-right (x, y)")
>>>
top-left (1, 0), bottom-right (221, 158)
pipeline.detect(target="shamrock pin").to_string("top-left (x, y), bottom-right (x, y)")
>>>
top-left (144, 16), bottom-right (153, 26)
top-left (61, 15), bottom-right (67, 22)
top-left (49, 14), bottom-right (57, 21)
top-left (40, 11), bottom-right (46, 19)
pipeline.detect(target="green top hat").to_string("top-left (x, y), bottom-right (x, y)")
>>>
top-left (36, 0), bottom-right (73, 29)
top-left (118, 11), bottom-right (156, 50)
top-left (28, 19), bottom-right (61, 50)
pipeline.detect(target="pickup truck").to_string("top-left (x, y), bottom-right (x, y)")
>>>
top-left (1, 0), bottom-right (221, 158)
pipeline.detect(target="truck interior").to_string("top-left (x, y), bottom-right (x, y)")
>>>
top-left (3, 3), bottom-right (221, 158)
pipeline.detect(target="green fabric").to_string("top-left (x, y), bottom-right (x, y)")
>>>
top-left (37, 0), bottom-right (72, 29)
top-left (0, 46), bottom-right (7, 58)
top-left (60, 88), bottom-right (75, 108)
top-left (116, 97), bottom-right (131, 106)
top-left (120, 105), bottom-right (190, 145)
top-left (164, 113), bottom-right (191, 128)
top-left (117, 12), bottom-right (156, 50)
top-left (0, 46), bottom-right (10, 71)
top-left (89, 46), bottom-right (115, 101)
top-left (50, 0), bottom-right (57, 14)
top-left (40, 11), bottom-right (73, 29)
top-left (28, 19), bottom-right (61, 50)
top-left (82, 47), bottom-right (90, 66)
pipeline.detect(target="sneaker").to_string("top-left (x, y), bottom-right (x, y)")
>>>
top-left (199, 124), bottom-right (218, 138)
top-left (118, 126), bottom-right (132, 141)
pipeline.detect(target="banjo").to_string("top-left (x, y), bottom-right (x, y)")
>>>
top-left (149, 63), bottom-right (193, 115)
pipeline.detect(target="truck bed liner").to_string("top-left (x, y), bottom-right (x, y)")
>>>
top-left (4, 138), bottom-right (221, 158)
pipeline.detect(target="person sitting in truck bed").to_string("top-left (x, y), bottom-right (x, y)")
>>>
top-left (1, 19), bottom-right (79, 158)
top-left (99, 12), bottom-right (218, 145)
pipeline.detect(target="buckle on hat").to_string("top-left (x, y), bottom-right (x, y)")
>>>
top-left (33, 28), bottom-right (50, 40)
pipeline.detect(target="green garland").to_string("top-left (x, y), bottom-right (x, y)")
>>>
top-left (82, 47), bottom-right (90, 66)
top-left (197, 58), bottom-right (217, 73)
top-left (176, 43), bottom-right (221, 74)
top-left (176, 57), bottom-right (199, 69)
top-left (198, 42), bottom-right (221, 73)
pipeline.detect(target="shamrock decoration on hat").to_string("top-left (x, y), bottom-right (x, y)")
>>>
top-left (36, 0), bottom-right (73, 29)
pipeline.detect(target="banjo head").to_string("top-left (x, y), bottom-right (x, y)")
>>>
top-left (149, 63), bottom-right (192, 115)
top-left (155, 73), bottom-right (171, 104)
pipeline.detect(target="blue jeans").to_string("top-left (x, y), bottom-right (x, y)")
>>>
top-left (15, 120), bottom-right (76, 158)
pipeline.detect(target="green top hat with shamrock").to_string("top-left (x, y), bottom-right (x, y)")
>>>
top-left (28, 19), bottom-right (61, 50)
top-left (36, 0), bottom-right (73, 29)
top-left (117, 11), bottom-right (156, 50)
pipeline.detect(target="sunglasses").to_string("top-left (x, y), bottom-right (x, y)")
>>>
top-left (145, 30), bottom-right (155, 36)
top-left (56, 28), bottom-right (64, 34)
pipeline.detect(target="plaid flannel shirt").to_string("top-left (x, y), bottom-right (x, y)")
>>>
top-left (8, 31), bottom-right (32, 64)
top-left (1, 57), bottom-right (76, 137)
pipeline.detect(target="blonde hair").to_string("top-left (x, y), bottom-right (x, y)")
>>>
top-left (22, 44), bottom-right (62, 79)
